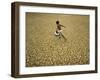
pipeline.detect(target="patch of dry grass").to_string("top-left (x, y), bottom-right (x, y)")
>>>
top-left (26, 13), bottom-right (89, 67)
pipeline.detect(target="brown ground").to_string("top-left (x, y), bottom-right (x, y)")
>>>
top-left (26, 12), bottom-right (89, 67)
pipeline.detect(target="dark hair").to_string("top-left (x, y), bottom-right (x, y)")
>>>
top-left (56, 20), bottom-right (59, 24)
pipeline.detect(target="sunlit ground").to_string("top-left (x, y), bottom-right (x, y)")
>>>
top-left (26, 13), bottom-right (89, 67)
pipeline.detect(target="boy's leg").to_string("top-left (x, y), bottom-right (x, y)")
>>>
top-left (60, 32), bottom-right (67, 41)
top-left (57, 30), bottom-right (61, 38)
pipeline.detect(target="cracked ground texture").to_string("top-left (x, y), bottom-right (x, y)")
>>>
top-left (26, 13), bottom-right (89, 67)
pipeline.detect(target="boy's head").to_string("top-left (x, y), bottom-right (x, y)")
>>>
top-left (56, 20), bottom-right (59, 24)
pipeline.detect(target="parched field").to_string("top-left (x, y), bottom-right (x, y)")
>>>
top-left (26, 12), bottom-right (89, 67)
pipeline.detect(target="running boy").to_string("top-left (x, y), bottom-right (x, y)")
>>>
top-left (54, 20), bottom-right (65, 37)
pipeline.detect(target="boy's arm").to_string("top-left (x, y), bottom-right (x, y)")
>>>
top-left (60, 24), bottom-right (66, 28)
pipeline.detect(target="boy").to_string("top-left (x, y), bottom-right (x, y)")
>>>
top-left (55, 20), bottom-right (65, 36)
top-left (54, 20), bottom-right (67, 41)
